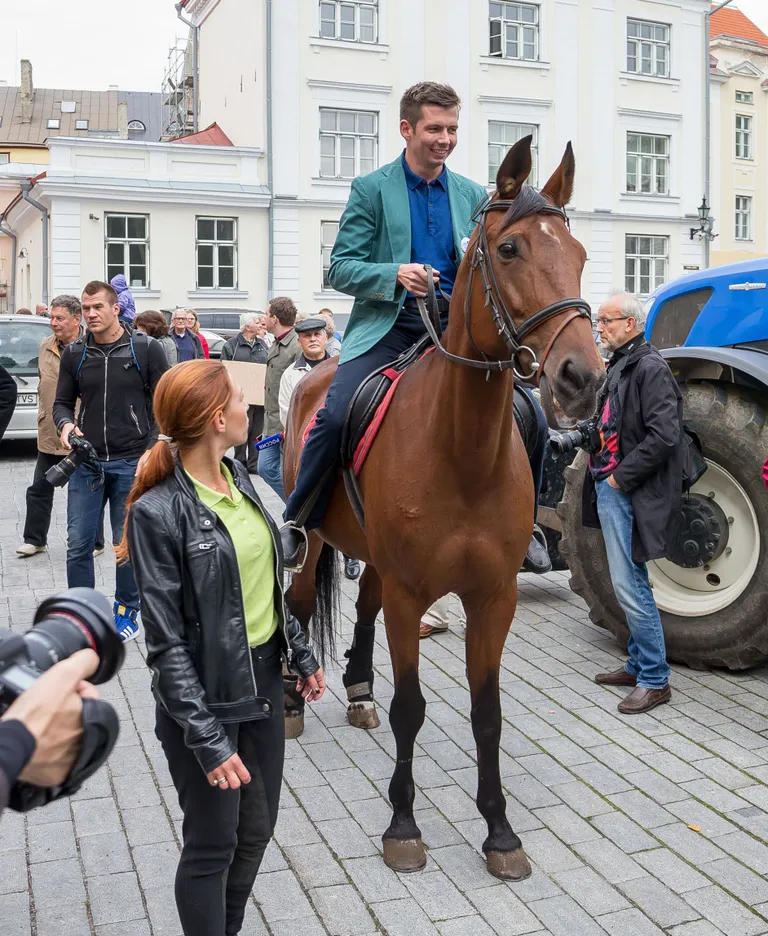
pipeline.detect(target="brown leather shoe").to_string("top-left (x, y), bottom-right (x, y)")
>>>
top-left (595, 667), bottom-right (637, 687)
top-left (618, 685), bottom-right (671, 715)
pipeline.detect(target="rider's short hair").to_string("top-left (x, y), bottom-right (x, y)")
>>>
top-left (269, 297), bottom-right (297, 328)
top-left (400, 82), bottom-right (461, 128)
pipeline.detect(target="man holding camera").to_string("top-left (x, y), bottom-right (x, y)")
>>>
top-left (54, 281), bottom-right (169, 642)
top-left (586, 292), bottom-right (683, 715)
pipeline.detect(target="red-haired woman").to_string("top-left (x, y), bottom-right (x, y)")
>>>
top-left (118, 359), bottom-right (325, 936)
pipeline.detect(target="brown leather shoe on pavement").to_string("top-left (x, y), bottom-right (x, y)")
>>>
top-left (595, 667), bottom-right (637, 687)
top-left (618, 685), bottom-right (671, 715)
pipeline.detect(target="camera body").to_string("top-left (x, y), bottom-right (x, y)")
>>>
top-left (549, 417), bottom-right (602, 457)
top-left (0, 588), bottom-right (124, 812)
top-left (45, 433), bottom-right (102, 488)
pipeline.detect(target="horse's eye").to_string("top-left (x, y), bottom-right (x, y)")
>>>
top-left (498, 242), bottom-right (518, 260)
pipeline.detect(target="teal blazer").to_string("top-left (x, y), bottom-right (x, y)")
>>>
top-left (329, 155), bottom-right (487, 363)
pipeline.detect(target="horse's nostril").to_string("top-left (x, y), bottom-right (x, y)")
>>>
top-left (559, 359), bottom-right (588, 393)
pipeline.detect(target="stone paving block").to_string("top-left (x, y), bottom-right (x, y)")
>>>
top-left (437, 915), bottom-right (496, 936)
top-left (635, 847), bottom-right (710, 893)
top-left (618, 874), bottom-right (700, 927)
top-left (27, 818), bottom-right (77, 863)
top-left (310, 883), bottom-right (376, 935)
top-left (317, 817), bottom-right (379, 858)
top-left (274, 806), bottom-right (323, 847)
top-left (623, 768), bottom-right (693, 805)
top-left (423, 784), bottom-right (479, 822)
top-left (283, 754), bottom-right (326, 788)
top-left (590, 810), bottom-right (659, 853)
top-left (667, 922), bottom-right (729, 936)
top-left (324, 765), bottom-right (380, 802)
top-left (518, 828), bottom-right (583, 874)
top-left (95, 921), bottom-right (153, 936)
top-left (527, 893), bottom-right (609, 936)
top-left (704, 740), bottom-right (767, 771)
top-left (655, 823), bottom-right (726, 865)
top-left (506, 773), bottom-right (562, 810)
top-left (293, 784), bottom-right (349, 822)
top-left (371, 896), bottom-right (441, 936)
top-left (122, 804), bottom-right (177, 847)
top-left (429, 843), bottom-right (499, 890)
top-left (572, 839), bottom-right (646, 885)
top-left (569, 760), bottom-right (633, 796)
top-left (608, 790), bottom-right (676, 829)
top-left (516, 753), bottom-right (575, 788)
top-left (641, 752), bottom-right (705, 784)
top-left (402, 868), bottom-right (474, 921)
top-left (684, 885), bottom-right (768, 936)
top-left (0, 892), bottom-right (30, 936)
top-left (24, 795), bottom-right (71, 828)
top-left (553, 865), bottom-right (630, 915)
top-left (284, 842), bottom-right (348, 889)
top-left (80, 829), bottom-right (133, 876)
top-left (711, 831), bottom-right (768, 875)
top-left (304, 739), bottom-right (354, 772)
top-left (87, 871), bottom-right (145, 926)
top-left (533, 803), bottom-right (600, 844)
top-left (598, 907), bottom-right (667, 935)
top-left (700, 857), bottom-right (768, 906)
top-left (536, 734), bottom-right (596, 767)
top-left (588, 742), bottom-right (647, 777)
top-left (681, 779), bottom-right (750, 815)
top-left (352, 746), bottom-right (396, 780)
top-left (269, 915), bottom-right (327, 936)
top-left (465, 883), bottom-right (543, 934)
top-left (692, 758), bottom-right (754, 791)
top-left (667, 799), bottom-right (739, 838)
top-left (347, 796), bottom-right (394, 837)
top-left (252, 869), bottom-right (315, 922)
top-left (344, 855), bottom-right (410, 903)
top-left (548, 780), bottom-right (613, 818)
top-left (112, 772), bottom-right (161, 810)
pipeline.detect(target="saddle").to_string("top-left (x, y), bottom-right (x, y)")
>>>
top-left (337, 335), bottom-right (543, 531)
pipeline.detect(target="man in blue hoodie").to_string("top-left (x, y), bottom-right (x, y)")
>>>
top-left (109, 275), bottom-right (136, 325)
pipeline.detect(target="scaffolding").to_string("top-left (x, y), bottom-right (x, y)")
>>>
top-left (162, 34), bottom-right (195, 140)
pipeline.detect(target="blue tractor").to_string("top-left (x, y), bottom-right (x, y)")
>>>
top-left (542, 259), bottom-right (768, 670)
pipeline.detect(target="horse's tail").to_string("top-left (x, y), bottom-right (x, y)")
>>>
top-left (312, 542), bottom-right (341, 667)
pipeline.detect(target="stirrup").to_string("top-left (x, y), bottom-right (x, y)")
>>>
top-left (280, 522), bottom-right (309, 573)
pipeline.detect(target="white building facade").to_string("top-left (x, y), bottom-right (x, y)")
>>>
top-left (186, 0), bottom-right (709, 320)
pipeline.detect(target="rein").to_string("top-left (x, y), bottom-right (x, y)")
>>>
top-left (416, 195), bottom-right (591, 384)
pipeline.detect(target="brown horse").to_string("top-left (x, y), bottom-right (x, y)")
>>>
top-left (282, 137), bottom-right (605, 880)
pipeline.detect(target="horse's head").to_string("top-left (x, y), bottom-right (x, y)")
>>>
top-left (461, 136), bottom-right (605, 424)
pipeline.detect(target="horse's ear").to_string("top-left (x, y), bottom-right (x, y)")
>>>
top-left (540, 142), bottom-right (575, 208)
top-left (495, 135), bottom-right (533, 199)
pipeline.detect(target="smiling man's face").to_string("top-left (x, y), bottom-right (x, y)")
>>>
top-left (401, 104), bottom-right (458, 176)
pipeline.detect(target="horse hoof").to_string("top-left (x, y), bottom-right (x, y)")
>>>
top-left (382, 837), bottom-right (427, 873)
top-left (486, 847), bottom-right (532, 881)
top-left (347, 700), bottom-right (380, 730)
top-left (284, 710), bottom-right (305, 740)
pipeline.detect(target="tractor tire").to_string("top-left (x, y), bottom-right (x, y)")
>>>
top-left (558, 382), bottom-right (768, 671)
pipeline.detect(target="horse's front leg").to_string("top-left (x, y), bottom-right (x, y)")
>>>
top-left (463, 587), bottom-right (532, 881)
top-left (380, 581), bottom-right (429, 872)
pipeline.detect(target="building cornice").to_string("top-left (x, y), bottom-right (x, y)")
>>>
top-left (306, 79), bottom-right (392, 97)
top-left (183, 0), bottom-right (222, 27)
top-left (46, 136), bottom-right (264, 159)
top-left (477, 95), bottom-right (553, 108)
top-left (617, 107), bottom-right (682, 122)
top-left (34, 178), bottom-right (271, 210)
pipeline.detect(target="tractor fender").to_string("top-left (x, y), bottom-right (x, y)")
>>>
top-left (661, 346), bottom-right (768, 391)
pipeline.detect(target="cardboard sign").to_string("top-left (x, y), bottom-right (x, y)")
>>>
top-left (221, 361), bottom-right (267, 406)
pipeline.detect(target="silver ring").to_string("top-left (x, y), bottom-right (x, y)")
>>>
top-left (212, 778), bottom-right (221, 785)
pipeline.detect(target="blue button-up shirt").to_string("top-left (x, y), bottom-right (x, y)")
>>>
top-left (402, 152), bottom-right (457, 295)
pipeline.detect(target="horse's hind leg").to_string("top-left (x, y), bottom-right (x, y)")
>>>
top-left (344, 564), bottom-right (382, 729)
top-left (463, 588), bottom-right (532, 881)
top-left (380, 582), bottom-right (428, 872)
top-left (283, 533), bottom-right (324, 740)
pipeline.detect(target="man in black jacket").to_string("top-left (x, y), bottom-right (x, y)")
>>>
top-left (53, 281), bottom-right (169, 643)
top-left (584, 292), bottom-right (682, 715)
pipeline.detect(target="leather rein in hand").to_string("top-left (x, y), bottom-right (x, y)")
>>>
top-left (416, 194), bottom-right (591, 385)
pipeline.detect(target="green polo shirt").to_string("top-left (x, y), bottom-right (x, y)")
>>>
top-left (187, 463), bottom-right (278, 648)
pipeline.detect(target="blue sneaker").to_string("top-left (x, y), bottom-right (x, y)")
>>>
top-left (114, 602), bottom-right (140, 643)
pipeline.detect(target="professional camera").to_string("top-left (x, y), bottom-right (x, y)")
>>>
top-left (549, 417), bottom-right (602, 457)
top-left (0, 588), bottom-right (124, 812)
top-left (45, 433), bottom-right (102, 488)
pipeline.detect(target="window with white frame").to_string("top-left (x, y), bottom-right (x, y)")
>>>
top-left (319, 1), bottom-right (378, 42)
top-left (196, 218), bottom-right (237, 289)
top-left (489, 2), bottom-right (539, 61)
top-left (626, 19), bottom-right (670, 78)
top-left (735, 90), bottom-right (754, 104)
top-left (625, 235), bottom-right (668, 295)
top-left (321, 221), bottom-right (339, 289)
top-left (105, 214), bottom-right (149, 287)
top-left (488, 121), bottom-right (538, 186)
top-left (736, 114), bottom-right (752, 159)
top-left (320, 109), bottom-right (378, 179)
top-left (626, 133), bottom-right (670, 195)
top-left (735, 196), bottom-right (752, 241)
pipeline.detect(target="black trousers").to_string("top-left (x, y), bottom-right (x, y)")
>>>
top-left (23, 452), bottom-right (64, 546)
top-left (155, 638), bottom-right (284, 936)
top-left (234, 405), bottom-right (264, 474)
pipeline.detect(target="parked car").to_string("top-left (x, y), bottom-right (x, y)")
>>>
top-left (198, 328), bottom-right (225, 359)
top-left (0, 314), bottom-right (49, 441)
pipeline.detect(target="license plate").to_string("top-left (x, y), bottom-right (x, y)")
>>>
top-left (18, 393), bottom-right (38, 406)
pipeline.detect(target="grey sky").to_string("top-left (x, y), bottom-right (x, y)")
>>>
top-left (1, 2), bottom-right (767, 95)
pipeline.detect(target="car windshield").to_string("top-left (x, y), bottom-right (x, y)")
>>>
top-left (0, 320), bottom-right (47, 376)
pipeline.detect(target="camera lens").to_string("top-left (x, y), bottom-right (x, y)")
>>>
top-left (27, 588), bottom-right (125, 684)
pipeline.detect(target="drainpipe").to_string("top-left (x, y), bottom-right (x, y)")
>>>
top-left (0, 215), bottom-right (17, 314)
top-left (266, 0), bottom-right (274, 299)
top-left (175, 3), bottom-right (199, 134)
top-left (19, 180), bottom-right (48, 307)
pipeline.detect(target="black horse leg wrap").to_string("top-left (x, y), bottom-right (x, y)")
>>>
top-left (343, 621), bottom-right (376, 691)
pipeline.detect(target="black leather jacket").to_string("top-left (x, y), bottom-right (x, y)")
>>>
top-left (127, 457), bottom-right (318, 774)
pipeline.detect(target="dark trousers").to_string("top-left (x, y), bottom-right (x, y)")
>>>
top-left (234, 405), bottom-right (264, 474)
top-left (519, 387), bottom-right (548, 521)
top-left (156, 639), bottom-right (285, 936)
top-left (23, 452), bottom-right (64, 546)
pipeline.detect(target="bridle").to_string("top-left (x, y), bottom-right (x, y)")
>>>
top-left (416, 194), bottom-right (591, 384)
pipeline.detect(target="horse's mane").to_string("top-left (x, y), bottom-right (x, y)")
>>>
top-left (499, 185), bottom-right (551, 231)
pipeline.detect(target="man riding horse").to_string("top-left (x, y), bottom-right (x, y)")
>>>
top-left (280, 81), bottom-right (551, 575)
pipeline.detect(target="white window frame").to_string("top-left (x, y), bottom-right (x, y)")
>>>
top-left (105, 213), bottom-right (150, 288)
top-left (625, 235), bottom-right (668, 296)
top-left (735, 90), bottom-right (754, 105)
top-left (319, 0), bottom-right (378, 42)
top-left (46, 119), bottom-right (60, 130)
top-left (321, 221), bottom-right (339, 290)
top-left (626, 18), bottom-right (670, 78)
top-left (626, 133), bottom-right (670, 196)
top-left (75, 119), bottom-right (88, 130)
top-left (735, 196), bottom-right (752, 242)
top-left (319, 108), bottom-right (378, 179)
top-left (488, 121), bottom-right (538, 186)
top-left (735, 114), bottom-right (753, 160)
top-left (195, 217), bottom-right (238, 290)
top-left (489, 2), bottom-right (539, 62)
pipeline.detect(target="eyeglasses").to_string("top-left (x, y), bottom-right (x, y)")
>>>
top-left (596, 315), bottom-right (631, 326)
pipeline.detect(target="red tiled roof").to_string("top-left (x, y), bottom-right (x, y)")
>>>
top-left (174, 122), bottom-right (234, 146)
top-left (710, 6), bottom-right (768, 48)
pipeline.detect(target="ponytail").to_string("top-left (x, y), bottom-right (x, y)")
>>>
top-left (116, 439), bottom-right (175, 563)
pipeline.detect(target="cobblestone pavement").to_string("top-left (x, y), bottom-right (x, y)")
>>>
top-left (3, 440), bottom-right (768, 936)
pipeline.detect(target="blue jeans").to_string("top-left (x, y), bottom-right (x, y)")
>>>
top-left (596, 480), bottom-right (669, 688)
top-left (258, 442), bottom-right (285, 503)
top-left (67, 456), bottom-right (140, 609)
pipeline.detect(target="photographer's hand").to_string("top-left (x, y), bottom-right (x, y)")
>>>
top-left (1, 649), bottom-right (99, 787)
top-left (607, 475), bottom-right (621, 489)
top-left (59, 423), bottom-right (83, 450)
